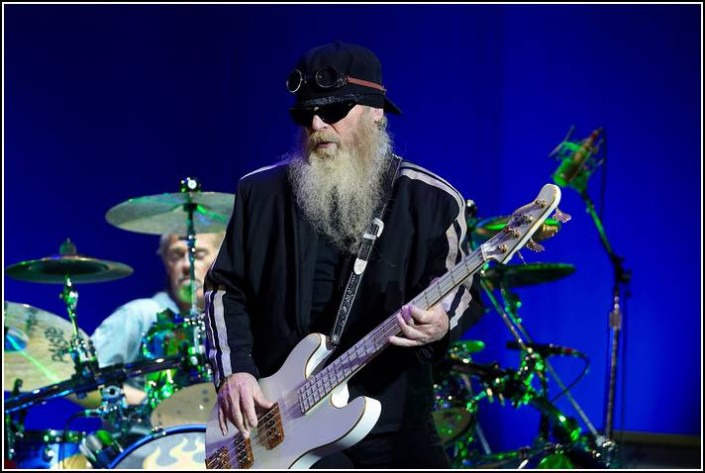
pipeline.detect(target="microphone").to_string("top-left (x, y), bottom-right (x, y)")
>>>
top-left (551, 128), bottom-right (602, 191)
top-left (506, 340), bottom-right (583, 357)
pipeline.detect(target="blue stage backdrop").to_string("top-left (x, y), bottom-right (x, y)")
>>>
top-left (4, 3), bottom-right (701, 454)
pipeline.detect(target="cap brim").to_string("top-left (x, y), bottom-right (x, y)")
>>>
top-left (384, 97), bottom-right (402, 115)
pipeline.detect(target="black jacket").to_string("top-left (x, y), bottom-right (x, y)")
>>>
top-left (205, 158), bottom-right (484, 432)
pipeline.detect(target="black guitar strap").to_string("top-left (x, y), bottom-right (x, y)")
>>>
top-left (329, 153), bottom-right (402, 347)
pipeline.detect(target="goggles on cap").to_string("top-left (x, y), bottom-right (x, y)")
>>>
top-left (286, 66), bottom-right (386, 94)
top-left (289, 101), bottom-right (357, 127)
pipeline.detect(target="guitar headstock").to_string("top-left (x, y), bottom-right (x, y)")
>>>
top-left (480, 184), bottom-right (562, 264)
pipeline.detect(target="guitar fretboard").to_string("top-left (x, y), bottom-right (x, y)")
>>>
top-left (297, 247), bottom-right (488, 413)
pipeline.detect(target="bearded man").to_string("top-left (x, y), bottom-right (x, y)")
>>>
top-left (204, 41), bottom-right (484, 469)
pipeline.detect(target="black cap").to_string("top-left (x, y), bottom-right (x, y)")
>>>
top-left (289, 41), bottom-right (401, 115)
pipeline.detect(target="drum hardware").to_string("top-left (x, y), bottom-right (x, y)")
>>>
top-left (432, 340), bottom-right (486, 443)
top-left (79, 429), bottom-right (126, 469)
top-left (481, 273), bottom-right (601, 445)
top-left (8, 428), bottom-right (92, 469)
top-left (432, 340), bottom-right (497, 467)
top-left (5, 239), bottom-right (134, 390)
top-left (446, 208), bottom-right (606, 468)
top-left (4, 355), bottom-right (185, 414)
top-left (468, 207), bottom-right (600, 448)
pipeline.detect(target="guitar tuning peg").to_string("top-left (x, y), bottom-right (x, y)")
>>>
top-left (552, 207), bottom-right (572, 223)
top-left (526, 239), bottom-right (545, 252)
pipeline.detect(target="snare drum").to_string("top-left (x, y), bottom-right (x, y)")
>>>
top-left (108, 425), bottom-right (206, 469)
top-left (11, 429), bottom-right (91, 469)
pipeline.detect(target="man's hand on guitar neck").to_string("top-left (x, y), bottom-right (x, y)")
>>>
top-left (217, 372), bottom-right (274, 438)
top-left (389, 303), bottom-right (449, 347)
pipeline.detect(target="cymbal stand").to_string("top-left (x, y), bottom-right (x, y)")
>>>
top-left (478, 274), bottom-right (600, 444)
top-left (87, 385), bottom-right (141, 437)
top-left (179, 177), bottom-right (208, 369)
top-left (59, 275), bottom-right (99, 382)
top-left (53, 239), bottom-right (100, 382)
top-left (4, 379), bottom-right (26, 462)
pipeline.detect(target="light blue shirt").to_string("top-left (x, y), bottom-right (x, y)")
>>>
top-left (91, 291), bottom-right (180, 370)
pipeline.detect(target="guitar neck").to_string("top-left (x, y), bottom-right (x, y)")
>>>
top-left (298, 246), bottom-right (487, 413)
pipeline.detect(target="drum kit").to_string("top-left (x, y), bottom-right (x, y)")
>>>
top-left (430, 210), bottom-right (608, 469)
top-left (4, 177), bottom-right (234, 469)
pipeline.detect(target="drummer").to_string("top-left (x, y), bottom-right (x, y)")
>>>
top-left (72, 232), bottom-right (224, 407)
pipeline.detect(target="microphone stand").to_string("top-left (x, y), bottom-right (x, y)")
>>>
top-left (579, 189), bottom-right (631, 466)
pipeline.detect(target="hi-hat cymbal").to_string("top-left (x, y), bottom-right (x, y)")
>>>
top-left (481, 263), bottom-right (575, 288)
top-left (472, 215), bottom-right (562, 243)
top-left (105, 192), bottom-right (235, 235)
top-left (5, 255), bottom-right (133, 284)
top-left (4, 301), bottom-right (88, 391)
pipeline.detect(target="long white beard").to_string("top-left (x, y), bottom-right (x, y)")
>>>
top-left (289, 114), bottom-right (392, 253)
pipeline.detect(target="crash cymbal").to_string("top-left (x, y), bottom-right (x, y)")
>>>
top-left (5, 254), bottom-right (133, 284)
top-left (481, 263), bottom-right (575, 288)
top-left (105, 191), bottom-right (234, 235)
top-left (4, 301), bottom-right (88, 391)
top-left (472, 215), bottom-right (562, 243)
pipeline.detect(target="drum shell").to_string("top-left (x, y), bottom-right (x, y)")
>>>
top-left (141, 316), bottom-right (211, 410)
top-left (11, 429), bottom-right (91, 469)
top-left (108, 424), bottom-right (206, 469)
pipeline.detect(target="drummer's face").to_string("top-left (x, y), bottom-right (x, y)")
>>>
top-left (162, 234), bottom-right (221, 309)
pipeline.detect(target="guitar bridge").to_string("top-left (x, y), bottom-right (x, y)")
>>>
top-left (205, 446), bottom-right (232, 469)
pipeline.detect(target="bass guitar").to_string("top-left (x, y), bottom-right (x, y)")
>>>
top-left (205, 183), bottom-right (563, 469)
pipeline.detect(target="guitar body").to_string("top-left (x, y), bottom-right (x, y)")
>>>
top-left (205, 333), bottom-right (381, 469)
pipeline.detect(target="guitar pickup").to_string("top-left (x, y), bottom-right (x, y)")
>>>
top-left (236, 437), bottom-right (254, 469)
top-left (263, 403), bottom-right (284, 449)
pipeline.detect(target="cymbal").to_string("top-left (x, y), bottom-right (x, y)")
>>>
top-left (481, 263), bottom-right (575, 288)
top-left (105, 192), bottom-right (235, 235)
top-left (5, 254), bottom-right (133, 284)
top-left (4, 301), bottom-right (88, 391)
top-left (472, 215), bottom-right (562, 242)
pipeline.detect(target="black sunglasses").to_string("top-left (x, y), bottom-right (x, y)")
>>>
top-left (286, 66), bottom-right (385, 94)
top-left (289, 101), bottom-right (357, 126)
